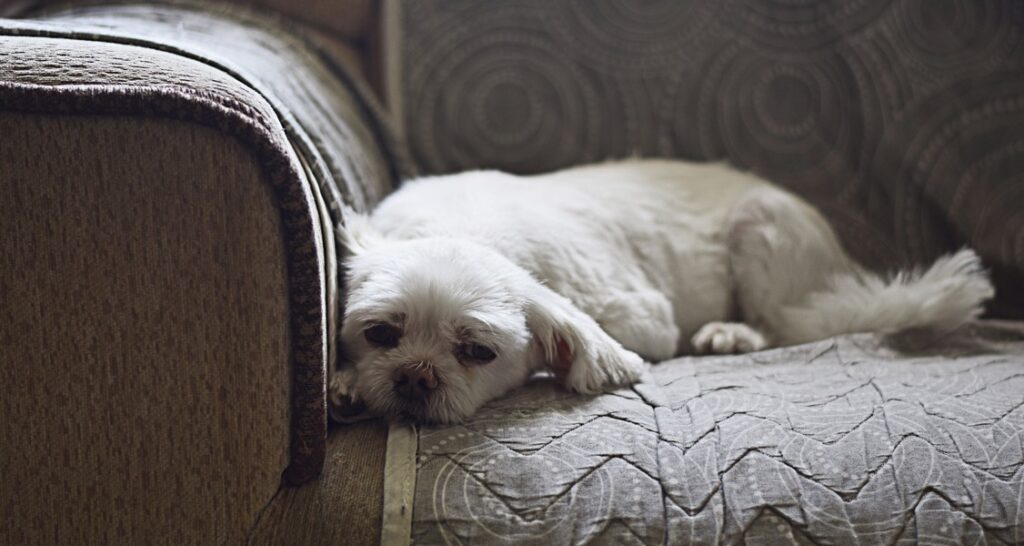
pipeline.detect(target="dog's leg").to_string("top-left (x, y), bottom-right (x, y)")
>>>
top-left (525, 282), bottom-right (647, 393)
top-left (723, 186), bottom-right (856, 346)
top-left (593, 288), bottom-right (679, 362)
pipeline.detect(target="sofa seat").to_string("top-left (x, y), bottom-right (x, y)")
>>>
top-left (402, 323), bottom-right (1024, 544)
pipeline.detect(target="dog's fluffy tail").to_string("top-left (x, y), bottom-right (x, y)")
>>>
top-left (778, 249), bottom-right (994, 345)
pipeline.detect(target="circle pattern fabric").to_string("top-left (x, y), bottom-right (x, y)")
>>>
top-left (401, 0), bottom-right (1024, 315)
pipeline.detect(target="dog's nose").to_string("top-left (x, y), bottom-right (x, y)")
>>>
top-left (392, 365), bottom-right (438, 399)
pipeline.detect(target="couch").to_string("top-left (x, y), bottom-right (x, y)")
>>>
top-left (2, 1), bottom-right (1023, 545)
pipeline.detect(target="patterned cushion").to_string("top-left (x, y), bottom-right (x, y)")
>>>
top-left (411, 323), bottom-right (1024, 544)
top-left (398, 0), bottom-right (1024, 318)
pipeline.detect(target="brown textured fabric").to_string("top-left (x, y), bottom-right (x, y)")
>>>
top-left (0, 0), bottom-right (375, 41)
top-left (0, 114), bottom-right (291, 545)
top-left (2, 0), bottom-right (409, 483)
top-left (14, 1), bottom-right (404, 214)
top-left (0, 3), bottom-right (400, 543)
top-left (249, 420), bottom-right (390, 546)
top-left (0, 30), bottom-right (332, 484)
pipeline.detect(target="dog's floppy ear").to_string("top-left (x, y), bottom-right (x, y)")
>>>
top-left (337, 205), bottom-right (383, 255)
top-left (523, 281), bottom-right (645, 393)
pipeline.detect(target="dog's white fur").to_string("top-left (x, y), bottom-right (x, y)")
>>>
top-left (336, 159), bottom-right (994, 423)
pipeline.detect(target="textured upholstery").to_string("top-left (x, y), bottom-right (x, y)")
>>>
top-left (235, 0), bottom-right (373, 41)
top-left (15, 1), bottom-right (401, 214)
top-left (249, 420), bottom-right (390, 546)
top-left (398, 0), bottom-right (1024, 318)
top-left (2, 0), bottom-right (376, 41)
top-left (412, 324), bottom-right (1024, 544)
top-left (1, 2), bottom-right (400, 543)
top-left (2, 0), bottom-right (404, 478)
top-left (0, 114), bottom-right (291, 545)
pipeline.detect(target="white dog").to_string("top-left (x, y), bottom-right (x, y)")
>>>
top-left (332, 159), bottom-right (994, 423)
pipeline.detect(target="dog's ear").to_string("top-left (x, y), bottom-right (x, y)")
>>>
top-left (523, 281), bottom-right (645, 393)
top-left (337, 206), bottom-right (382, 256)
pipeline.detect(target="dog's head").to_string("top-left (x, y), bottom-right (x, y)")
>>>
top-left (337, 214), bottom-right (566, 423)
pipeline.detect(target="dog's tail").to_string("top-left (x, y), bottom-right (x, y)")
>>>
top-left (777, 249), bottom-right (994, 345)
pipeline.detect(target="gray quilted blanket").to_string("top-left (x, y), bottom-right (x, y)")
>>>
top-left (410, 323), bottom-right (1024, 544)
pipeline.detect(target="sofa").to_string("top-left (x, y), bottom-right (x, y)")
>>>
top-left (2, 1), bottom-right (1023, 545)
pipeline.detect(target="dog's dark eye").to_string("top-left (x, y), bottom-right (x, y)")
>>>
top-left (458, 343), bottom-right (497, 364)
top-left (364, 324), bottom-right (401, 348)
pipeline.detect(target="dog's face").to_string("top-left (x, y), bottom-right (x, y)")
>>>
top-left (340, 236), bottom-right (542, 423)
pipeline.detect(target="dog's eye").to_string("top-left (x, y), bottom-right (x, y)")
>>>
top-left (458, 343), bottom-right (497, 364)
top-left (364, 324), bottom-right (401, 348)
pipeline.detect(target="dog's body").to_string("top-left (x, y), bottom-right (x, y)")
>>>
top-left (336, 160), bottom-right (993, 422)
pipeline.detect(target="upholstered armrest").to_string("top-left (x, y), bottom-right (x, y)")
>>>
top-left (0, 3), bottom-right (401, 543)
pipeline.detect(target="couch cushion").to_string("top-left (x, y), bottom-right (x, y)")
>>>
top-left (394, 0), bottom-right (1024, 318)
top-left (404, 322), bottom-right (1024, 544)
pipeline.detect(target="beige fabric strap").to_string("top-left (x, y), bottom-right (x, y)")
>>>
top-left (381, 422), bottom-right (418, 546)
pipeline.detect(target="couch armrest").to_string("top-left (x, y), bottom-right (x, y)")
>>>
top-left (0, 3), bottom-right (402, 543)
top-left (1, 111), bottom-right (294, 545)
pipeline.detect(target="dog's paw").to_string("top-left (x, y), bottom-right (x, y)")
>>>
top-left (525, 281), bottom-right (648, 394)
top-left (328, 368), bottom-right (370, 422)
top-left (564, 334), bottom-right (647, 394)
top-left (691, 322), bottom-right (768, 355)
top-left (329, 368), bottom-right (357, 401)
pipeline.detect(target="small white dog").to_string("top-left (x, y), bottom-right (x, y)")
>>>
top-left (332, 160), bottom-right (994, 423)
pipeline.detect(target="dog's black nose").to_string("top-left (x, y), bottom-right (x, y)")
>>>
top-left (392, 365), bottom-right (438, 399)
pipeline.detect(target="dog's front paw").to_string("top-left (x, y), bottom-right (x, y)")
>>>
top-left (524, 281), bottom-right (648, 394)
top-left (328, 368), bottom-right (370, 422)
top-left (564, 335), bottom-right (646, 394)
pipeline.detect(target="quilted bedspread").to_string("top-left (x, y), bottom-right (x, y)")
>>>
top-left (409, 323), bottom-right (1024, 544)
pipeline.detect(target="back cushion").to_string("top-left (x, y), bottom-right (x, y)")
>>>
top-left (397, 0), bottom-right (1024, 317)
